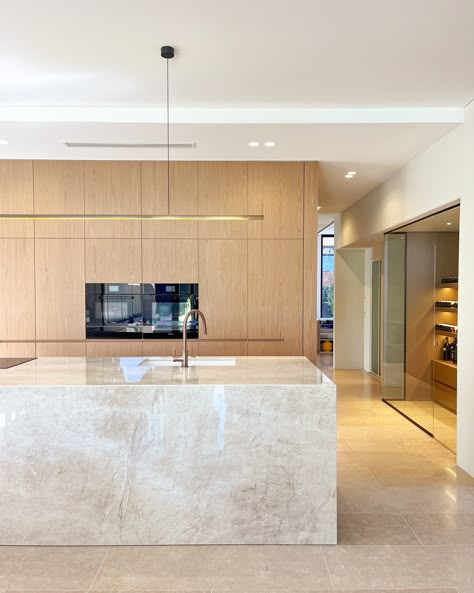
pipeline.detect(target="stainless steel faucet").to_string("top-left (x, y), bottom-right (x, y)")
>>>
top-left (174, 309), bottom-right (207, 367)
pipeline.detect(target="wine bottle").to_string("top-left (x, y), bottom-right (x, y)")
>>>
top-left (452, 338), bottom-right (458, 364)
top-left (442, 337), bottom-right (449, 361)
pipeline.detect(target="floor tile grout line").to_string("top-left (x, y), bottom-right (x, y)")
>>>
top-left (399, 512), bottom-right (424, 545)
top-left (87, 545), bottom-right (111, 591)
top-left (320, 545), bottom-right (336, 591)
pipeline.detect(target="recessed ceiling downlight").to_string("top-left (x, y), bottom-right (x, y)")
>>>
top-left (317, 206), bottom-right (322, 210)
top-left (248, 141), bottom-right (259, 147)
top-left (264, 141), bottom-right (276, 147)
top-left (447, 222), bottom-right (452, 226)
top-left (347, 171), bottom-right (357, 175)
top-left (345, 174), bottom-right (354, 179)
top-left (0, 140), bottom-right (8, 145)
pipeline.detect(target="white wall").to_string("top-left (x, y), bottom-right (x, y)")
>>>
top-left (334, 247), bottom-right (365, 369)
top-left (457, 103), bottom-right (474, 476)
top-left (339, 121), bottom-right (473, 476)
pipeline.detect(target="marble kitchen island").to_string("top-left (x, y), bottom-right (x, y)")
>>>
top-left (0, 356), bottom-right (336, 545)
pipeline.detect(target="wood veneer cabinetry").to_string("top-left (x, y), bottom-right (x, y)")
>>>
top-left (248, 162), bottom-right (303, 239)
top-left (34, 161), bottom-right (85, 238)
top-left (85, 239), bottom-right (142, 283)
top-left (248, 239), bottom-right (303, 354)
top-left (199, 239), bottom-right (248, 339)
top-left (35, 239), bottom-right (85, 340)
top-left (0, 160), bottom-right (34, 237)
top-left (198, 162), bottom-right (248, 239)
top-left (142, 161), bottom-right (198, 238)
top-left (84, 161), bottom-right (141, 238)
top-left (0, 238), bottom-right (35, 340)
top-left (0, 159), bottom-right (318, 359)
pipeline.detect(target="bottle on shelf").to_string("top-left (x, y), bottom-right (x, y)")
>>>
top-left (451, 338), bottom-right (458, 364)
top-left (442, 337), bottom-right (450, 361)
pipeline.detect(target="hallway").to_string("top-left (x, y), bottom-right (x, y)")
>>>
top-left (0, 369), bottom-right (472, 592)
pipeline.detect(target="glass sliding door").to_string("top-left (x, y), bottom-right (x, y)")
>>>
top-left (371, 260), bottom-right (381, 376)
top-left (383, 234), bottom-right (406, 400)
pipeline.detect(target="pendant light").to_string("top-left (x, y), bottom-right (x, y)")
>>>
top-left (0, 46), bottom-right (263, 223)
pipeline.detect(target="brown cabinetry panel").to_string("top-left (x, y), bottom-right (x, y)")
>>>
top-left (198, 162), bottom-right (248, 239)
top-left (84, 161), bottom-right (141, 238)
top-left (35, 239), bottom-right (85, 340)
top-left (198, 341), bottom-right (248, 356)
top-left (0, 160), bottom-right (34, 237)
top-left (248, 239), bottom-right (303, 354)
top-left (0, 342), bottom-right (36, 357)
top-left (0, 239), bottom-right (35, 340)
top-left (142, 239), bottom-right (198, 283)
top-left (142, 162), bottom-right (198, 238)
top-left (85, 239), bottom-right (142, 283)
top-left (248, 162), bottom-right (303, 239)
top-left (143, 341), bottom-right (199, 357)
top-left (432, 360), bottom-right (457, 389)
top-left (36, 342), bottom-right (86, 357)
top-left (433, 380), bottom-right (457, 412)
top-left (198, 239), bottom-right (248, 339)
top-left (34, 160), bottom-right (85, 238)
top-left (86, 341), bottom-right (143, 357)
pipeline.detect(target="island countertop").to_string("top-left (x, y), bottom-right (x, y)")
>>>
top-left (0, 355), bottom-right (333, 387)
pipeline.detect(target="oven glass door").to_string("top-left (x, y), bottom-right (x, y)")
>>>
top-left (142, 284), bottom-right (199, 339)
top-left (85, 283), bottom-right (143, 339)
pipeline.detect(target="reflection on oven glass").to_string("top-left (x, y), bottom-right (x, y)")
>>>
top-left (85, 283), bottom-right (199, 339)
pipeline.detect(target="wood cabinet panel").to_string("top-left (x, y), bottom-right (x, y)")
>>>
top-left (85, 239), bottom-right (142, 283)
top-left (143, 341), bottom-right (199, 357)
top-left (198, 162), bottom-right (248, 239)
top-left (0, 239), bottom-right (35, 340)
top-left (432, 360), bottom-right (457, 389)
top-left (35, 239), bottom-right (85, 340)
top-left (303, 162), bottom-right (319, 364)
top-left (86, 341), bottom-right (143, 357)
top-left (198, 341), bottom-right (248, 356)
top-left (84, 161), bottom-right (141, 238)
top-left (34, 160), bottom-right (85, 238)
top-left (198, 239), bottom-right (248, 339)
top-left (248, 239), bottom-right (303, 354)
top-left (433, 380), bottom-right (457, 412)
top-left (36, 342), bottom-right (86, 357)
top-left (248, 162), bottom-right (304, 239)
top-left (247, 341), bottom-right (286, 356)
top-left (142, 161), bottom-right (198, 238)
top-left (0, 160), bottom-right (34, 237)
top-left (142, 239), bottom-right (198, 283)
top-left (0, 342), bottom-right (36, 357)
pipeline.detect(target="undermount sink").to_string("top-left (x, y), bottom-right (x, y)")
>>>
top-left (140, 357), bottom-right (236, 367)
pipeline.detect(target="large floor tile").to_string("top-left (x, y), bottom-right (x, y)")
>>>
top-left (0, 546), bottom-right (107, 589)
top-left (93, 545), bottom-right (333, 590)
top-left (404, 513), bottom-right (474, 544)
top-left (338, 451), bottom-right (440, 469)
top-left (338, 513), bottom-right (421, 544)
top-left (338, 484), bottom-right (474, 514)
top-left (322, 545), bottom-right (470, 590)
top-left (370, 465), bottom-right (474, 487)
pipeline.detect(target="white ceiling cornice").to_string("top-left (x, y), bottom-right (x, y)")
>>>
top-left (0, 106), bottom-right (464, 124)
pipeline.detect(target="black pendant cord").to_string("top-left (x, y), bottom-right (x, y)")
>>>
top-left (166, 56), bottom-right (170, 215)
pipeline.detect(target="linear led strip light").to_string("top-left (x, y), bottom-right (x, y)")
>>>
top-left (0, 214), bottom-right (264, 221)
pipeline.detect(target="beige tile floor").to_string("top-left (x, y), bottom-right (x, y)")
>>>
top-left (0, 360), bottom-right (472, 593)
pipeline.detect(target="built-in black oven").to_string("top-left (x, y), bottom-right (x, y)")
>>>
top-left (85, 283), bottom-right (199, 339)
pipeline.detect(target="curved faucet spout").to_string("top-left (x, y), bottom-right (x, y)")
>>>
top-left (174, 309), bottom-right (208, 367)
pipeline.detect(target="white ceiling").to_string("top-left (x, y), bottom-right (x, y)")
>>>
top-left (0, 0), bottom-right (472, 212)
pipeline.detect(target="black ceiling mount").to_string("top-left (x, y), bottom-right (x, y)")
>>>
top-left (161, 46), bottom-right (175, 59)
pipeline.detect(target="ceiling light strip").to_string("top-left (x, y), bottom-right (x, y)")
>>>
top-left (0, 214), bottom-right (264, 221)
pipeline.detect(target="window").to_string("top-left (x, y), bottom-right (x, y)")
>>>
top-left (321, 235), bottom-right (334, 318)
